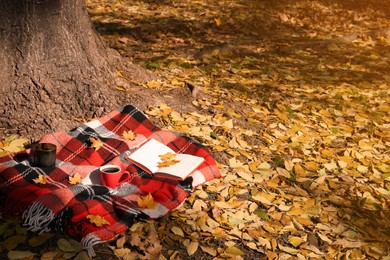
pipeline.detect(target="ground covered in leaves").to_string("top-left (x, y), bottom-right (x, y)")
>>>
top-left (1, 0), bottom-right (390, 259)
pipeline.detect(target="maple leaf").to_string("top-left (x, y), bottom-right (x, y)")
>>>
top-left (159, 152), bottom-right (176, 161)
top-left (137, 193), bottom-right (157, 209)
top-left (86, 215), bottom-right (110, 227)
top-left (214, 18), bottom-right (222, 27)
top-left (157, 159), bottom-right (180, 168)
top-left (157, 152), bottom-right (180, 168)
top-left (33, 174), bottom-right (47, 184)
top-left (88, 137), bottom-right (103, 151)
top-left (68, 173), bottom-right (83, 185)
top-left (122, 130), bottom-right (137, 141)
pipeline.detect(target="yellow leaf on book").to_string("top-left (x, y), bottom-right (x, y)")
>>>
top-left (157, 159), bottom-right (180, 168)
top-left (86, 215), bottom-right (110, 227)
top-left (159, 152), bottom-right (176, 161)
top-left (158, 152), bottom-right (180, 168)
top-left (138, 193), bottom-right (157, 209)
top-left (33, 174), bottom-right (47, 184)
top-left (69, 173), bottom-right (83, 185)
top-left (122, 130), bottom-right (137, 141)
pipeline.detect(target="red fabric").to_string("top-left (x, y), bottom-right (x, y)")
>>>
top-left (0, 105), bottom-right (221, 256)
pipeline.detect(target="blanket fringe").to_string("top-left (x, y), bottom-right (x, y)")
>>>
top-left (22, 202), bottom-right (55, 233)
top-left (81, 233), bottom-right (101, 257)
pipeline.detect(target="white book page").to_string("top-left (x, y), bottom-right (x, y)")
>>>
top-left (127, 138), bottom-right (175, 173)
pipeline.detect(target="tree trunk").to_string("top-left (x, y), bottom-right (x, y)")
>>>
top-left (0, 0), bottom-right (152, 139)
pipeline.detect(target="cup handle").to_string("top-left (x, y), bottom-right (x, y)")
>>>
top-left (118, 171), bottom-right (131, 185)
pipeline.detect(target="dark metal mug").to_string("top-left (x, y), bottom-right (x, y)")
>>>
top-left (31, 143), bottom-right (57, 167)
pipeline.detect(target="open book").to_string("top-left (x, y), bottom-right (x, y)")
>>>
top-left (126, 138), bottom-right (205, 181)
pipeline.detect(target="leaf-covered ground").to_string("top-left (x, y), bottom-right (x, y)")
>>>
top-left (1, 0), bottom-right (390, 259)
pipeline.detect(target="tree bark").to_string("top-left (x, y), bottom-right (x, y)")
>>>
top-left (0, 0), bottom-right (152, 139)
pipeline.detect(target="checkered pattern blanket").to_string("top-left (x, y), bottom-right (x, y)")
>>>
top-left (0, 105), bottom-right (221, 256)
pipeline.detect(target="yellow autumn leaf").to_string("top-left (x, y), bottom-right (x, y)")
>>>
top-left (116, 86), bottom-right (127, 92)
top-left (287, 207), bottom-right (305, 216)
top-left (249, 161), bottom-right (260, 172)
top-left (246, 242), bottom-right (258, 250)
top-left (289, 236), bottom-right (305, 247)
top-left (157, 159), bottom-right (180, 168)
top-left (89, 137), bottom-right (104, 151)
top-left (214, 18), bottom-right (222, 27)
top-left (221, 119), bottom-right (234, 130)
top-left (305, 161), bottom-right (319, 171)
top-left (122, 130), bottom-right (137, 141)
top-left (69, 173), bottom-right (83, 185)
top-left (116, 70), bottom-right (124, 78)
top-left (294, 163), bottom-right (306, 177)
top-left (86, 215), bottom-right (110, 227)
top-left (146, 80), bottom-right (163, 88)
top-left (137, 193), bottom-right (157, 209)
top-left (357, 165), bottom-right (369, 173)
top-left (377, 164), bottom-right (390, 173)
top-left (159, 152), bottom-right (177, 161)
top-left (33, 174), bottom-right (47, 184)
top-left (171, 226), bottom-right (184, 237)
top-left (332, 239), bottom-right (366, 248)
top-left (225, 246), bottom-right (244, 256)
top-left (278, 244), bottom-right (299, 254)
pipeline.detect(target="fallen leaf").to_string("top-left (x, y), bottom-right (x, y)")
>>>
top-left (4, 235), bottom-right (27, 251)
top-left (137, 193), bottom-right (157, 209)
top-left (74, 251), bottom-right (90, 260)
top-left (113, 248), bottom-right (132, 258)
top-left (8, 251), bottom-right (35, 259)
top-left (41, 251), bottom-right (62, 260)
top-left (89, 137), bottom-right (104, 151)
top-left (225, 246), bottom-right (244, 256)
top-left (289, 236), bottom-right (305, 247)
top-left (157, 159), bottom-right (180, 168)
top-left (332, 239), bottom-right (366, 248)
top-left (28, 233), bottom-right (54, 247)
top-left (200, 246), bottom-right (217, 256)
top-left (171, 226), bottom-right (184, 237)
top-left (215, 18), bottom-right (222, 27)
top-left (357, 165), bottom-right (369, 173)
top-left (122, 130), bottom-right (137, 141)
top-left (159, 152), bottom-right (177, 161)
top-left (33, 174), bottom-right (47, 184)
top-left (187, 241), bottom-right (199, 255)
top-left (69, 173), bottom-right (83, 185)
top-left (86, 215), bottom-right (110, 227)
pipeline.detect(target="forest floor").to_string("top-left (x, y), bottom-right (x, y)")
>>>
top-left (1, 0), bottom-right (390, 259)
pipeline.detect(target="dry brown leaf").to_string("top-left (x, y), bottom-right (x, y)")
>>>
top-left (200, 246), bottom-right (217, 256)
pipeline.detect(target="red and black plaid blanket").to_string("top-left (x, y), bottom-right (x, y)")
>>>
top-left (0, 105), bottom-right (221, 256)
